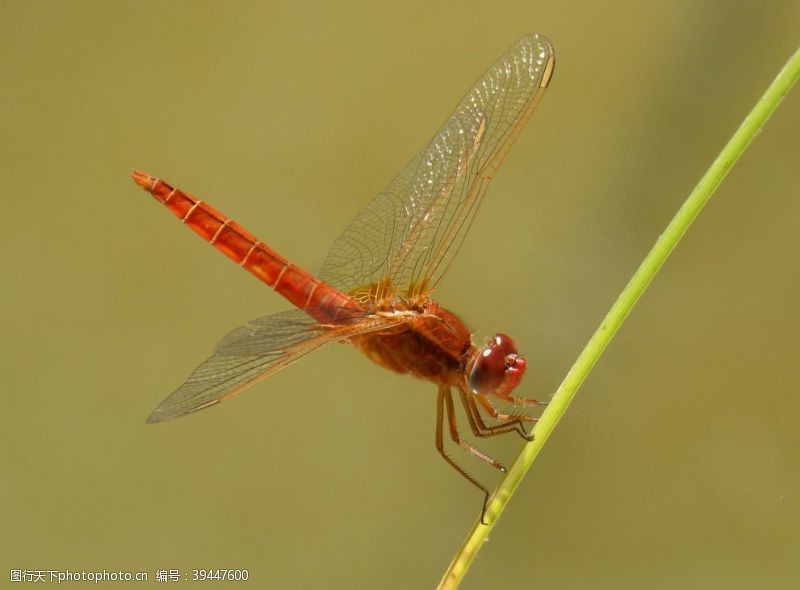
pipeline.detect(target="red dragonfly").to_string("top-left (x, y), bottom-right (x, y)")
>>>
top-left (134, 34), bottom-right (555, 518)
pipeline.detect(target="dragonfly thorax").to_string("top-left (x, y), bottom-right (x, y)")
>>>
top-left (350, 299), bottom-right (473, 388)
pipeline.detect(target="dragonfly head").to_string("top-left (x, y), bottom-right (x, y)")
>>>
top-left (468, 333), bottom-right (526, 398)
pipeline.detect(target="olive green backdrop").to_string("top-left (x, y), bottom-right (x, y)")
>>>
top-left (2, 1), bottom-right (798, 588)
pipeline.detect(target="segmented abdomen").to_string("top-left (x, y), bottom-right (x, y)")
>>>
top-left (132, 170), bottom-right (362, 322)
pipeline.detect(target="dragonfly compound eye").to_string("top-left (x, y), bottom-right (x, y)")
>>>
top-left (493, 333), bottom-right (518, 356)
top-left (469, 333), bottom-right (527, 396)
top-left (469, 340), bottom-right (507, 395)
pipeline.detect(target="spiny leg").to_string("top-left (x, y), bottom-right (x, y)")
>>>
top-left (478, 394), bottom-right (540, 423)
top-left (458, 384), bottom-right (507, 437)
top-left (505, 395), bottom-right (547, 407)
top-left (442, 388), bottom-right (506, 473)
top-left (467, 390), bottom-right (532, 438)
top-left (476, 395), bottom-right (538, 442)
top-left (458, 387), bottom-right (530, 440)
top-left (435, 387), bottom-right (491, 524)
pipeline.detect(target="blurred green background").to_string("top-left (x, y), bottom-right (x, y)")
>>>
top-left (2, 1), bottom-right (799, 588)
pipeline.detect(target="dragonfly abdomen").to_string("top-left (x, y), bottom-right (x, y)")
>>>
top-left (131, 170), bottom-right (361, 320)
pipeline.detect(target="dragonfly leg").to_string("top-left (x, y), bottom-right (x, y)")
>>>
top-left (476, 395), bottom-right (537, 442)
top-left (507, 395), bottom-right (547, 407)
top-left (443, 388), bottom-right (506, 473)
top-left (435, 387), bottom-right (492, 524)
top-left (458, 387), bottom-right (530, 439)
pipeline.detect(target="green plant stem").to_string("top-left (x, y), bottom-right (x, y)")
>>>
top-left (439, 46), bottom-right (800, 590)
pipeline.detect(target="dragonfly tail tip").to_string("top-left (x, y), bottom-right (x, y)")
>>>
top-left (131, 169), bottom-right (155, 191)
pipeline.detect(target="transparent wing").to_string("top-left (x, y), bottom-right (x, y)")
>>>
top-left (319, 34), bottom-right (554, 302)
top-left (146, 308), bottom-right (396, 423)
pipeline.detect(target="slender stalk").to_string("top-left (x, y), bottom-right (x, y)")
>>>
top-left (439, 46), bottom-right (800, 590)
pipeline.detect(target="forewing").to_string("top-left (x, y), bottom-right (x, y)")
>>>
top-left (146, 308), bottom-right (394, 423)
top-left (319, 34), bottom-right (554, 301)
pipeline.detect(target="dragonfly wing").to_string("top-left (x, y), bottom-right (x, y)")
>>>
top-left (146, 308), bottom-right (395, 423)
top-left (319, 34), bottom-right (554, 301)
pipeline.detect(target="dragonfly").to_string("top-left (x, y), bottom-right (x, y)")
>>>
top-left (134, 33), bottom-right (555, 520)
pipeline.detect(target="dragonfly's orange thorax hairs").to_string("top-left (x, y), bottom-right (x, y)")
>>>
top-left (350, 301), bottom-right (474, 388)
